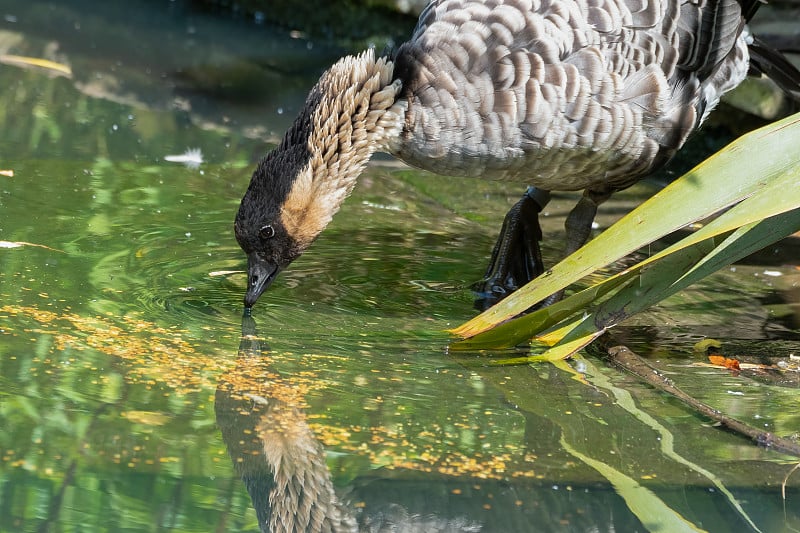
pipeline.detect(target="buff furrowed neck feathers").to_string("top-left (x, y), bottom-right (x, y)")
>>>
top-left (280, 50), bottom-right (404, 246)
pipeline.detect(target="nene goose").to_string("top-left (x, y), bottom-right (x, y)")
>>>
top-left (235, 0), bottom-right (798, 309)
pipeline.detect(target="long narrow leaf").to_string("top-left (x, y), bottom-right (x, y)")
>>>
top-left (453, 185), bottom-right (799, 349)
top-left (533, 208), bottom-right (800, 360)
top-left (449, 272), bottom-right (632, 350)
top-left (525, 236), bottom-right (717, 360)
top-left (452, 112), bottom-right (800, 338)
top-left (454, 196), bottom-right (800, 351)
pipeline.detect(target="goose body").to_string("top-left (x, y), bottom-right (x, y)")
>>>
top-left (235, 0), bottom-right (780, 308)
top-left (391, 0), bottom-right (749, 190)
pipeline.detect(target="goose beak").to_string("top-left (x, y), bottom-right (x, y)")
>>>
top-left (244, 253), bottom-right (280, 309)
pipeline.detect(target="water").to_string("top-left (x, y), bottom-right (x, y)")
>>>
top-left (1, 1), bottom-right (799, 531)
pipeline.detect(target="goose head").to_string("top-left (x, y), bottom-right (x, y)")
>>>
top-left (235, 50), bottom-right (404, 309)
top-left (234, 146), bottom-right (308, 308)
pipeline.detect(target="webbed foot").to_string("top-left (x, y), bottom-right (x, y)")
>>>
top-left (473, 187), bottom-right (551, 311)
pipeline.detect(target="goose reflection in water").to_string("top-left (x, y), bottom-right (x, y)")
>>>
top-left (215, 315), bottom-right (657, 532)
top-left (214, 315), bottom-right (486, 532)
top-left (215, 315), bottom-right (357, 532)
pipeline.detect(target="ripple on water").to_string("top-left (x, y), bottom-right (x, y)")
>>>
top-left (78, 222), bottom-right (247, 327)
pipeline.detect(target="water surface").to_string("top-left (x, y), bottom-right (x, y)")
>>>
top-left (1, 1), bottom-right (799, 532)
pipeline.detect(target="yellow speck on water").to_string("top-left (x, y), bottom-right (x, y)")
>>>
top-left (3, 303), bottom-right (554, 483)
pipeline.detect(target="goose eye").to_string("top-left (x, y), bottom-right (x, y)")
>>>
top-left (259, 224), bottom-right (275, 240)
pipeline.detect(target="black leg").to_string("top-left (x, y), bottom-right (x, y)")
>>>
top-left (564, 193), bottom-right (600, 258)
top-left (535, 192), bottom-right (602, 307)
top-left (473, 187), bottom-right (551, 311)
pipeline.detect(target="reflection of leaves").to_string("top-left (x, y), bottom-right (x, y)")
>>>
top-left (31, 103), bottom-right (62, 149)
top-left (560, 436), bottom-right (708, 533)
top-left (581, 356), bottom-right (764, 531)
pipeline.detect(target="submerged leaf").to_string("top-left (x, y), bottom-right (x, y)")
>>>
top-left (0, 240), bottom-right (63, 252)
top-left (0, 54), bottom-right (72, 76)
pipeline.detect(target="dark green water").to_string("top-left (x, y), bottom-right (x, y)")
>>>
top-left (1, 1), bottom-right (799, 532)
